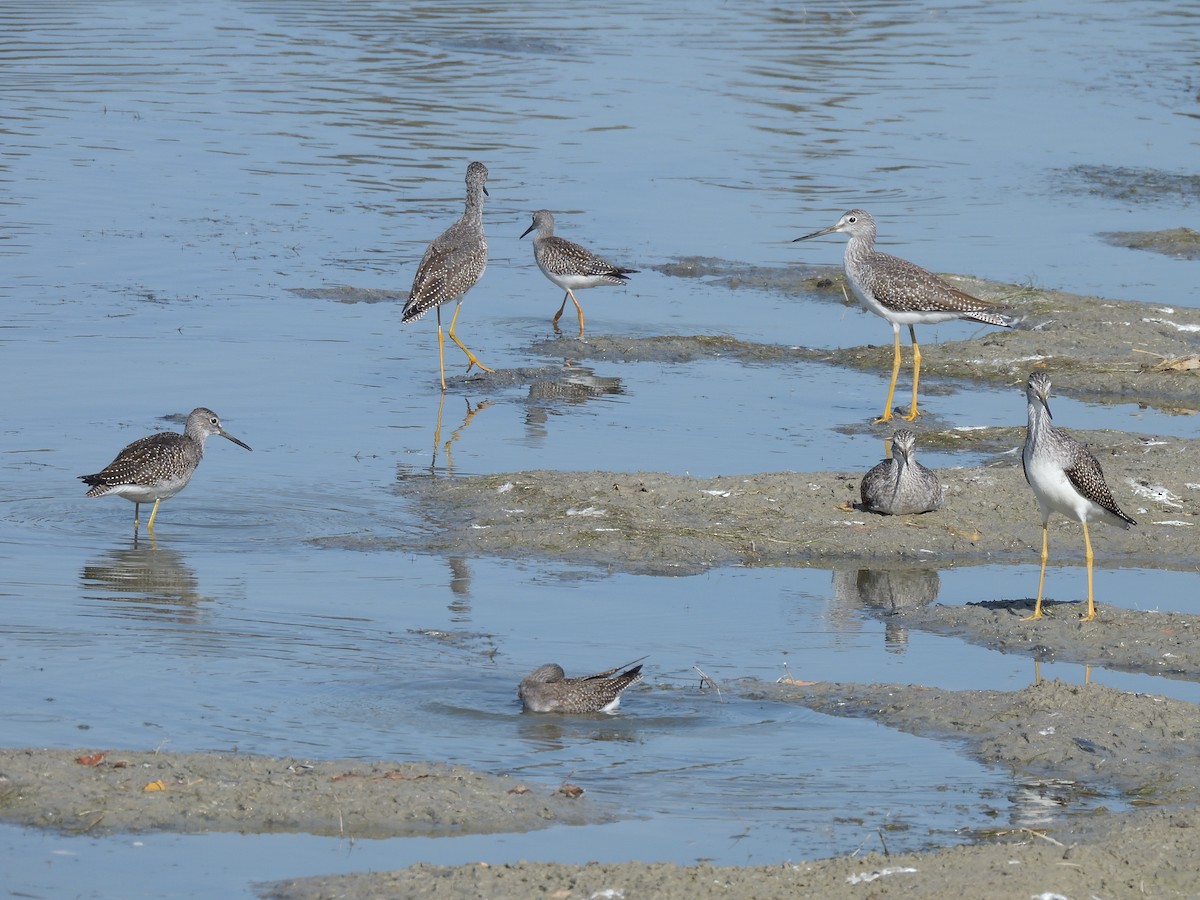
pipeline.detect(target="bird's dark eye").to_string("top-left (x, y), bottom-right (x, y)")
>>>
top-left (847, 216), bottom-right (857, 223)
top-left (210, 417), bottom-right (219, 425)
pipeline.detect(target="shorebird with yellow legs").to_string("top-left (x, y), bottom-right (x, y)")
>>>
top-left (794, 209), bottom-right (1012, 423)
top-left (80, 407), bottom-right (252, 537)
top-left (1021, 372), bottom-right (1136, 621)
top-left (520, 209), bottom-right (636, 338)
top-left (402, 161), bottom-right (492, 391)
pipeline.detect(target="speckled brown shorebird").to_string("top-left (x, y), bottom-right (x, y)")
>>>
top-left (1022, 372), bottom-right (1136, 621)
top-left (401, 161), bottom-right (492, 391)
top-left (519, 209), bottom-right (637, 338)
top-left (80, 407), bottom-right (252, 536)
top-left (793, 209), bottom-right (1013, 423)
top-left (517, 657), bottom-right (646, 714)
top-left (860, 429), bottom-right (944, 515)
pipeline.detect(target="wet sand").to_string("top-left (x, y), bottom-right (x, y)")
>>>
top-left (10, 273), bottom-right (1200, 897)
top-left (0, 750), bottom-right (611, 838)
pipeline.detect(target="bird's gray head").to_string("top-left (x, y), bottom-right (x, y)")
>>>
top-left (525, 663), bottom-right (565, 684)
top-left (520, 209), bottom-right (553, 240)
top-left (891, 428), bottom-right (917, 460)
top-left (466, 161), bottom-right (489, 198)
top-left (186, 408), bottom-right (252, 451)
top-left (794, 208), bottom-right (875, 243)
top-left (1026, 372), bottom-right (1052, 417)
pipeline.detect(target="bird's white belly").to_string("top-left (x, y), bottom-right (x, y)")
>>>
top-left (845, 273), bottom-right (962, 326)
top-left (1026, 454), bottom-right (1098, 523)
top-left (539, 263), bottom-right (599, 292)
top-left (104, 476), bottom-right (191, 505)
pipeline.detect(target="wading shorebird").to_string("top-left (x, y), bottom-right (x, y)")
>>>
top-left (1022, 372), bottom-right (1136, 621)
top-left (520, 209), bottom-right (637, 337)
top-left (80, 407), bottom-right (252, 536)
top-left (793, 209), bottom-right (1012, 422)
top-left (402, 161), bottom-right (492, 391)
top-left (517, 657), bottom-right (646, 714)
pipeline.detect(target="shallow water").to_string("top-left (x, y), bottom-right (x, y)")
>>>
top-left (2, 0), bottom-right (1198, 896)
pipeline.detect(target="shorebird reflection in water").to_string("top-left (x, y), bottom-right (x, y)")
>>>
top-left (793, 209), bottom-right (1013, 422)
top-left (518, 657), bottom-right (646, 714)
top-left (430, 393), bottom-right (490, 473)
top-left (1022, 372), bottom-right (1136, 621)
top-left (80, 407), bottom-right (252, 537)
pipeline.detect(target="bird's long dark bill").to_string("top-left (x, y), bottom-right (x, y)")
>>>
top-left (221, 433), bottom-right (253, 451)
top-left (793, 225), bottom-right (840, 242)
top-left (519, 221), bottom-right (535, 239)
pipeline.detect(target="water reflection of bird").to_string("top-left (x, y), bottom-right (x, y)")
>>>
top-left (430, 394), bottom-right (490, 473)
top-left (860, 429), bottom-right (944, 515)
top-left (402, 161), bottom-right (492, 391)
top-left (1022, 372), bottom-right (1136, 621)
top-left (80, 407), bottom-right (251, 537)
top-left (518, 658), bottom-right (646, 714)
top-left (831, 567), bottom-right (941, 649)
top-left (793, 209), bottom-right (1012, 422)
top-left (520, 209), bottom-right (636, 338)
top-left (80, 544), bottom-right (206, 622)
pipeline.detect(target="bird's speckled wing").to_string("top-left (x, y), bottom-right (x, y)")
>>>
top-left (1063, 445), bottom-right (1135, 526)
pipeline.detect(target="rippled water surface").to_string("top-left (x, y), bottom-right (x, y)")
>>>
top-left (2, 1), bottom-right (1198, 896)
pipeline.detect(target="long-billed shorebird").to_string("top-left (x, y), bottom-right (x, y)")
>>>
top-left (80, 407), bottom-right (252, 536)
top-left (517, 657), bottom-right (646, 714)
top-left (401, 161), bottom-right (492, 391)
top-left (1022, 372), bottom-right (1136, 621)
top-left (793, 209), bottom-right (1012, 422)
top-left (860, 429), bottom-right (944, 515)
top-left (519, 209), bottom-right (637, 337)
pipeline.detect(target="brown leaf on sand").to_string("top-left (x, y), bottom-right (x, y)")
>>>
top-left (555, 783), bottom-right (584, 799)
top-left (74, 752), bottom-right (107, 767)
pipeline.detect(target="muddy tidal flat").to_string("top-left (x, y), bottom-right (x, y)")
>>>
top-left (9, 277), bottom-right (1200, 898)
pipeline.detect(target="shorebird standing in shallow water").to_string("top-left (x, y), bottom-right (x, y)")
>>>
top-left (793, 209), bottom-right (1013, 423)
top-left (402, 161), bottom-right (492, 391)
top-left (80, 407), bottom-right (252, 537)
top-left (1022, 372), bottom-right (1136, 621)
top-left (520, 209), bottom-right (636, 338)
top-left (518, 657), bottom-right (646, 714)
top-left (860, 429), bottom-right (944, 515)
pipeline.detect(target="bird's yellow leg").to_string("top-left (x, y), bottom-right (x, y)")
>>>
top-left (874, 325), bottom-right (902, 423)
top-left (1022, 523), bottom-right (1050, 620)
top-left (569, 289), bottom-right (585, 338)
top-left (902, 325), bottom-right (921, 421)
top-left (435, 305), bottom-right (447, 392)
top-left (145, 497), bottom-right (163, 533)
top-left (552, 292), bottom-right (570, 327)
top-left (1081, 522), bottom-right (1097, 621)
top-left (447, 300), bottom-right (494, 374)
